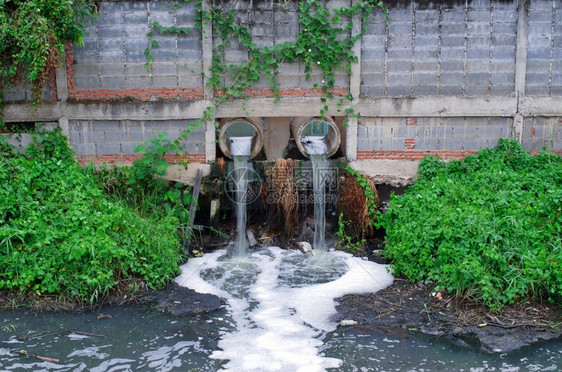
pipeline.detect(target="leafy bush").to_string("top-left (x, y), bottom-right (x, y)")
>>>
top-left (0, 129), bottom-right (183, 303)
top-left (0, 0), bottom-right (96, 104)
top-left (380, 139), bottom-right (562, 310)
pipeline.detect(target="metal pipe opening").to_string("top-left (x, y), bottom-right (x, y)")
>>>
top-left (291, 116), bottom-right (341, 158)
top-left (218, 118), bottom-right (264, 159)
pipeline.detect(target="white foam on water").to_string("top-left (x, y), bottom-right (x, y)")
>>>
top-left (230, 136), bottom-right (253, 156)
top-left (302, 136), bottom-right (328, 155)
top-left (176, 247), bottom-right (393, 371)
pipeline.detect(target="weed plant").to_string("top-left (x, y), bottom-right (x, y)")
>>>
top-left (0, 129), bottom-right (185, 304)
top-left (380, 139), bottom-right (562, 310)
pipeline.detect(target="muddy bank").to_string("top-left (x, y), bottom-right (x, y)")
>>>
top-left (142, 283), bottom-right (223, 316)
top-left (335, 279), bottom-right (562, 353)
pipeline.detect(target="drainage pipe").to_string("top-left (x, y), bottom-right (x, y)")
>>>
top-left (218, 117), bottom-right (264, 159)
top-left (291, 116), bottom-right (341, 158)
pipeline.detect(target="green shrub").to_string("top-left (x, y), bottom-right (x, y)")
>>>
top-left (0, 129), bottom-right (183, 303)
top-left (380, 139), bottom-right (562, 310)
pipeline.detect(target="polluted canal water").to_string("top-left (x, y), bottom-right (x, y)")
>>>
top-left (2, 125), bottom-right (562, 370)
top-left (175, 247), bottom-right (394, 371)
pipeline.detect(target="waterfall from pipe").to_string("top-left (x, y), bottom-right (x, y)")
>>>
top-left (302, 136), bottom-right (329, 252)
top-left (230, 136), bottom-right (254, 256)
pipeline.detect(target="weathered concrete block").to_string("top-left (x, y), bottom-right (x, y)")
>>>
top-left (73, 64), bottom-right (100, 78)
top-left (526, 73), bottom-right (550, 85)
top-left (361, 85), bottom-right (385, 97)
top-left (151, 76), bottom-right (177, 88)
top-left (466, 72), bottom-right (490, 85)
top-left (387, 86), bottom-right (412, 96)
top-left (493, 23), bottom-right (517, 35)
top-left (75, 77), bottom-right (101, 90)
top-left (73, 52), bottom-right (99, 63)
top-left (120, 142), bottom-right (137, 154)
top-left (362, 48), bottom-right (386, 61)
top-left (479, 126), bottom-right (503, 138)
top-left (490, 85), bottom-right (514, 96)
top-left (466, 49), bottom-right (489, 60)
top-left (124, 26), bottom-right (149, 39)
top-left (101, 76), bottom-right (126, 89)
top-left (525, 85), bottom-right (549, 96)
top-left (152, 62), bottom-right (177, 76)
top-left (396, 126), bottom-right (417, 138)
top-left (441, 139), bottom-right (464, 150)
top-left (69, 131), bottom-right (81, 145)
top-left (125, 76), bottom-right (150, 89)
top-left (98, 27), bottom-right (123, 41)
top-left (387, 72), bottom-right (411, 85)
top-left (388, 35), bottom-right (412, 49)
top-left (122, 2), bottom-right (148, 12)
top-left (386, 22), bottom-right (412, 35)
top-left (491, 61), bottom-right (515, 73)
top-left (415, 137), bottom-right (438, 150)
top-left (464, 85), bottom-right (489, 96)
top-left (99, 50), bottom-right (125, 63)
top-left (438, 85), bottom-right (463, 96)
top-left (94, 121), bottom-right (120, 132)
top-left (492, 47), bottom-right (516, 60)
top-left (362, 73), bottom-right (386, 86)
top-left (96, 143), bottom-right (122, 155)
top-left (150, 11), bottom-right (175, 25)
top-left (413, 72), bottom-right (437, 84)
top-left (72, 143), bottom-right (96, 156)
top-left (440, 73), bottom-right (463, 85)
top-left (467, 35), bottom-right (490, 48)
top-left (357, 138), bottom-right (371, 151)
top-left (463, 138), bottom-right (490, 150)
top-left (440, 47), bottom-right (465, 60)
top-left (441, 23), bottom-right (465, 35)
top-left (92, 130), bottom-right (106, 143)
top-left (380, 139), bottom-right (406, 150)
top-left (412, 85), bottom-right (437, 96)
top-left (467, 9), bottom-right (491, 23)
top-left (440, 61), bottom-right (465, 71)
top-left (467, 22), bottom-right (492, 35)
top-left (490, 72), bottom-right (515, 84)
top-left (123, 13), bottom-right (147, 25)
top-left (177, 38), bottom-right (202, 52)
top-left (99, 63), bottom-right (126, 77)
top-left (97, 12), bottom-right (122, 26)
top-left (414, 49), bottom-right (438, 61)
top-left (415, 35), bottom-right (439, 48)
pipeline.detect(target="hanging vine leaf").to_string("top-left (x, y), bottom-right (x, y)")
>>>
top-left (0, 0), bottom-right (98, 110)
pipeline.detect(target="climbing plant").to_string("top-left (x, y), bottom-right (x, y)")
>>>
top-left (146, 0), bottom-right (388, 145)
top-left (0, 0), bottom-right (97, 112)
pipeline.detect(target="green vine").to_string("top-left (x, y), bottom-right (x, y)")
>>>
top-left (146, 0), bottom-right (388, 143)
top-left (0, 0), bottom-right (97, 116)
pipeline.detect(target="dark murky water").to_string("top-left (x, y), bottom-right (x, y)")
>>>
top-left (1, 304), bottom-right (561, 371)
top-left (1, 248), bottom-right (561, 371)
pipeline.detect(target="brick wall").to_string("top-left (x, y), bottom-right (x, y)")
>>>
top-left (69, 119), bottom-right (206, 164)
top-left (526, 1), bottom-right (562, 96)
top-left (2, 0), bottom-right (562, 166)
top-left (69, 1), bottom-right (204, 101)
top-left (361, 0), bottom-right (518, 97)
top-left (356, 116), bottom-right (515, 160)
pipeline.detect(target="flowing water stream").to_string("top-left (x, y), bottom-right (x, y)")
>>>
top-left (2, 134), bottom-right (560, 370)
top-left (1, 247), bottom-right (561, 371)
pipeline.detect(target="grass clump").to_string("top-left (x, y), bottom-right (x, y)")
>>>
top-left (380, 138), bottom-right (562, 310)
top-left (0, 129), bottom-right (184, 304)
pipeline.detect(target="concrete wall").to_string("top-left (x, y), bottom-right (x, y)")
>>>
top-left (2, 0), bottom-right (562, 185)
